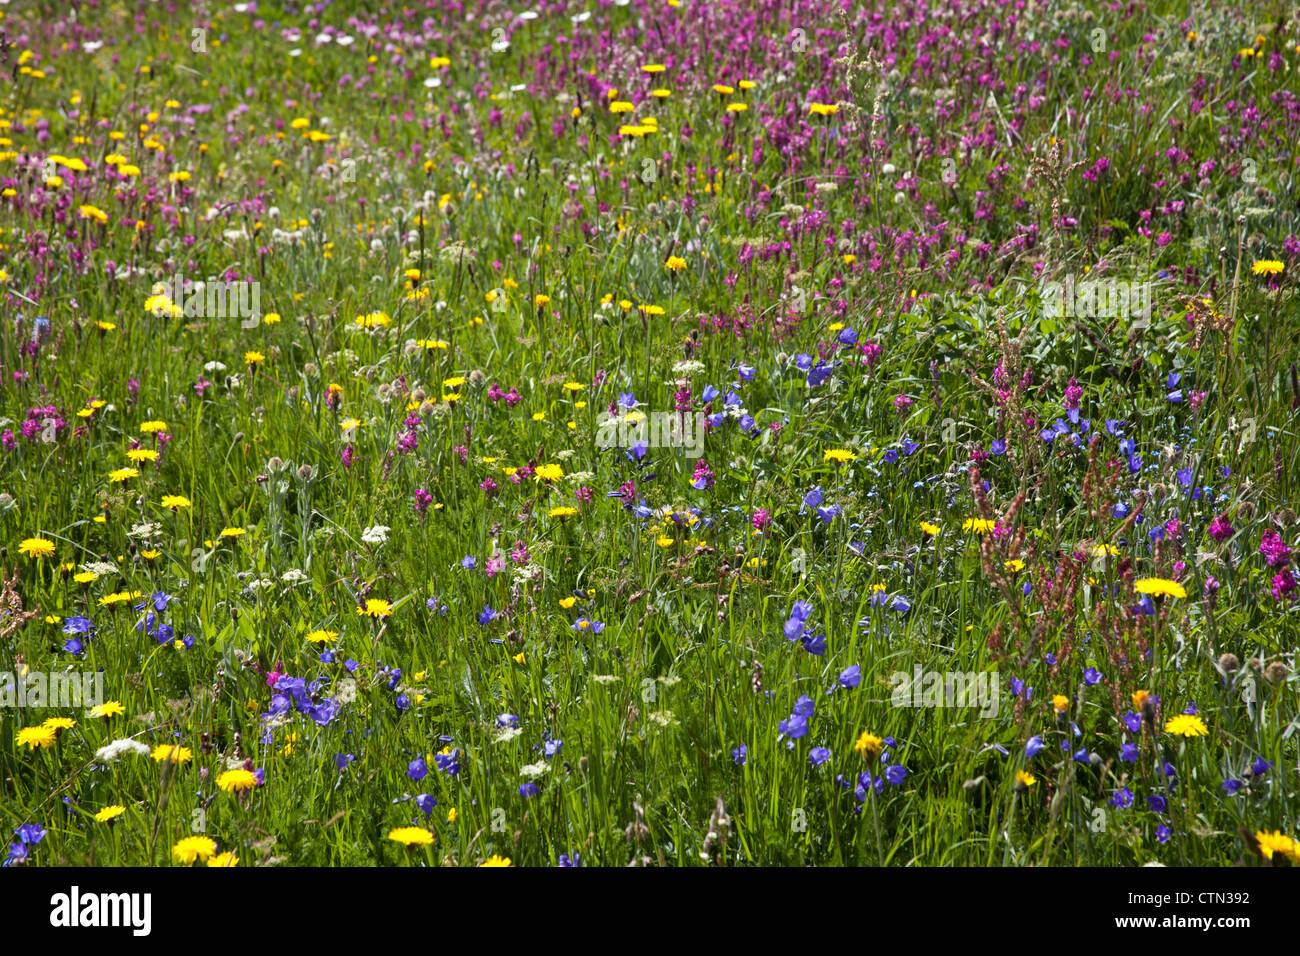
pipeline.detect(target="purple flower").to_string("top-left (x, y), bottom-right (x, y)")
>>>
top-left (809, 747), bottom-right (832, 767)
top-left (519, 782), bottom-right (540, 798)
top-left (415, 794), bottom-right (438, 816)
top-left (408, 758), bottom-right (428, 781)
top-left (1260, 530), bottom-right (1292, 568)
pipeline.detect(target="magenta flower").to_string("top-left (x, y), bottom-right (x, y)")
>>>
top-left (1260, 530), bottom-right (1292, 568)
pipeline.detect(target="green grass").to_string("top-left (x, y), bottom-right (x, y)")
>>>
top-left (0, 0), bottom-right (1297, 867)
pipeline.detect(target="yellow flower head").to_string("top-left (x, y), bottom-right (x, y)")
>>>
top-left (1134, 578), bottom-right (1186, 599)
top-left (19, 537), bottom-right (56, 559)
top-left (172, 836), bottom-right (218, 864)
top-left (389, 827), bottom-right (435, 846)
top-left (854, 730), bottom-right (884, 759)
top-left (16, 726), bottom-right (58, 749)
top-left (359, 598), bottom-right (394, 619)
top-left (1164, 714), bottom-right (1208, 737)
top-left (215, 768), bottom-right (260, 792)
top-left (1254, 830), bottom-right (1299, 863)
top-left (151, 744), bottom-right (194, 764)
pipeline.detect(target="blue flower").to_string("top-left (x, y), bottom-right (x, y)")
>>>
top-left (408, 758), bottom-right (428, 781)
top-left (519, 783), bottom-right (540, 798)
top-left (477, 605), bottom-right (497, 625)
top-left (558, 853), bottom-right (581, 867)
top-left (435, 748), bottom-right (462, 776)
top-left (809, 747), bottom-right (832, 767)
top-left (800, 632), bottom-right (827, 656)
top-left (1156, 824), bottom-right (1171, 844)
top-left (806, 362), bottom-right (834, 387)
top-left (415, 794), bottom-right (438, 816)
top-left (1221, 778), bottom-right (1243, 795)
top-left (1025, 736), bottom-right (1046, 758)
top-left (1083, 667), bottom-right (1103, 686)
top-left (837, 664), bottom-right (861, 689)
top-left (460, 555), bottom-right (477, 570)
top-left (783, 600), bottom-right (814, 641)
top-left (855, 771), bottom-right (885, 800)
top-left (1121, 742), bottom-right (1139, 763)
top-left (1109, 786), bottom-right (1134, 809)
top-left (544, 739), bottom-right (563, 758)
top-left (1147, 794), bottom-right (1167, 814)
top-left (732, 744), bottom-right (747, 766)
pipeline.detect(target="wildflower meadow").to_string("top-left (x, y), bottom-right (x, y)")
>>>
top-left (2, 0), bottom-right (1299, 876)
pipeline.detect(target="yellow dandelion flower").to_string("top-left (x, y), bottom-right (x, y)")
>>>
top-left (151, 744), bottom-right (194, 765)
top-left (215, 768), bottom-right (260, 792)
top-left (358, 598), bottom-right (393, 618)
top-left (172, 836), bottom-right (218, 864)
top-left (1164, 714), bottom-right (1208, 737)
top-left (16, 726), bottom-right (58, 749)
top-left (94, 805), bottom-right (126, 823)
top-left (389, 827), bottom-right (435, 846)
top-left (1134, 578), bottom-right (1186, 599)
top-left (18, 537), bottom-right (56, 559)
top-left (854, 730), bottom-right (884, 759)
